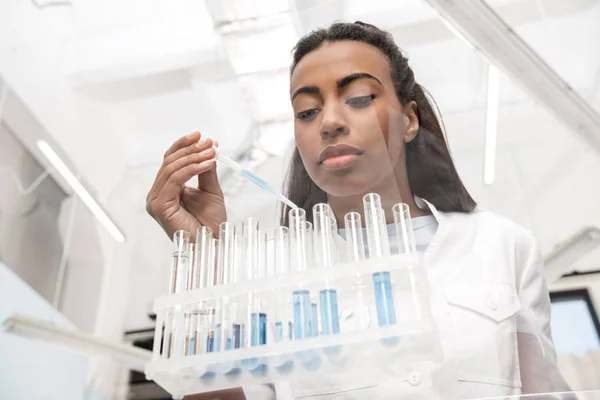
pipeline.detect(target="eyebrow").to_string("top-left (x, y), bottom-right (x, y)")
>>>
top-left (291, 72), bottom-right (383, 101)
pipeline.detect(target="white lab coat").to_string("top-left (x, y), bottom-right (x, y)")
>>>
top-left (244, 198), bottom-right (569, 400)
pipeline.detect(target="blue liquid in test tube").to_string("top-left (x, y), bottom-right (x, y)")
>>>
top-left (232, 324), bottom-right (242, 348)
top-left (187, 337), bottom-right (195, 355)
top-left (373, 272), bottom-right (397, 326)
top-left (319, 289), bottom-right (340, 335)
top-left (207, 333), bottom-right (214, 353)
top-left (293, 290), bottom-right (311, 339)
top-left (250, 313), bottom-right (267, 346)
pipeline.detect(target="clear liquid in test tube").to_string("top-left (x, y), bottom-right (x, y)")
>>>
top-left (188, 227), bottom-right (213, 355)
top-left (392, 202), bottom-right (424, 322)
top-left (273, 227), bottom-right (292, 344)
top-left (164, 231), bottom-right (190, 359)
top-left (201, 238), bottom-right (219, 354)
top-left (344, 212), bottom-right (371, 331)
top-left (169, 230), bottom-right (190, 294)
top-left (215, 222), bottom-right (236, 352)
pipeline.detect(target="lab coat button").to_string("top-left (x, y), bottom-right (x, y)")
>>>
top-left (408, 372), bottom-right (421, 386)
top-left (486, 296), bottom-right (499, 311)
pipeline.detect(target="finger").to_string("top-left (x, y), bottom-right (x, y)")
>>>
top-left (198, 160), bottom-right (223, 195)
top-left (164, 137), bottom-right (213, 167)
top-left (155, 159), bottom-right (216, 204)
top-left (163, 131), bottom-right (200, 159)
top-left (153, 147), bottom-right (217, 196)
top-left (147, 137), bottom-right (213, 203)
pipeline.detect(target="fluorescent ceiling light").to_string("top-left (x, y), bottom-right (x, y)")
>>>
top-left (423, 0), bottom-right (600, 155)
top-left (36, 139), bottom-right (125, 243)
top-left (3, 314), bottom-right (150, 372)
top-left (544, 227), bottom-right (600, 283)
top-left (484, 64), bottom-right (500, 185)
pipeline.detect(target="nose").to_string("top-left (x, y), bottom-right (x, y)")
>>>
top-left (320, 103), bottom-right (348, 140)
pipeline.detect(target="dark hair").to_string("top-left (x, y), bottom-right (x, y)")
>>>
top-left (281, 21), bottom-right (476, 226)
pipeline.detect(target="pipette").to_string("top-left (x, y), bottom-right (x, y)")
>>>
top-left (213, 146), bottom-right (298, 210)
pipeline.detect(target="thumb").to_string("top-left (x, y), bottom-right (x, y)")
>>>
top-left (197, 162), bottom-right (223, 195)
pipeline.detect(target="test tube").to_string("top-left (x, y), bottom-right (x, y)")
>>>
top-left (363, 193), bottom-right (396, 326)
top-left (273, 227), bottom-right (291, 342)
top-left (313, 203), bottom-right (338, 267)
top-left (187, 243), bottom-right (197, 291)
top-left (289, 208), bottom-right (308, 272)
top-left (201, 238), bottom-right (219, 353)
top-left (273, 226), bottom-right (290, 275)
top-left (304, 221), bottom-right (314, 268)
top-left (344, 212), bottom-right (366, 262)
top-left (319, 289), bottom-right (340, 335)
top-left (257, 231), bottom-right (268, 278)
top-left (189, 227), bottom-right (214, 355)
top-left (169, 230), bottom-right (190, 294)
top-left (363, 193), bottom-right (390, 259)
top-left (314, 204), bottom-right (340, 335)
top-left (184, 242), bottom-right (197, 355)
top-left (392, 203), bottom-right (424, 322)
top-left (293, 289), bottom-right (312, 339)
top-left (344, 212), bottom-right (370, 331)
top-left (242, 218), bottom-right (260, 280)
top-left (206, 238), bottom-right (219, 288)
top-left (164, 231), bottom-right (190, 359)
top-left (215, 222), bottom-right (236, 352)
top-left (218, 222), bottom-right (236, 285)
top-left (392, 203), bottom-right (416, 254)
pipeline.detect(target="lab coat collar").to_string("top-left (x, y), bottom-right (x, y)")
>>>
top-left (415, 196), bottom-right (444, 222)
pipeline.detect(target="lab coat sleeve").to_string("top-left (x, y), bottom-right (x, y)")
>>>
top-left (515, 232), bottom-right (571, 393)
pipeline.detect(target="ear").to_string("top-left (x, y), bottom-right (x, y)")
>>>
top-left (403, 101), bottom-right (419, 143)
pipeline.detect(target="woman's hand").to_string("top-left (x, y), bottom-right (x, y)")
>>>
top-left (146, 131), bottom-right (227, 239)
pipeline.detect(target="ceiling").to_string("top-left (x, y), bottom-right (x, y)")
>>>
top-left (1, 0), bottom-right (600, 330)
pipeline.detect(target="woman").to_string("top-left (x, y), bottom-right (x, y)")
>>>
top-left (146, 22), bottom-right (569, 399)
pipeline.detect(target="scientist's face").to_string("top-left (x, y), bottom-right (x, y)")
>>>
top-left (290, 40), bottom-right (417, 197)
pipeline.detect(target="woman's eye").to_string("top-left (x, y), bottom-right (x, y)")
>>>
top-left (347, 94), bottom-right (375, 108)
top-left (296, 108), bottom-right (319, 121)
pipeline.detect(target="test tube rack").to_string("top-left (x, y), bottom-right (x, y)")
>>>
top-left (146, 195), bottom-right (439, 399)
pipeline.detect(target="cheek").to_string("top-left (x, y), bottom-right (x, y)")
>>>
top-left (294, 126), bottom-right (319, 172)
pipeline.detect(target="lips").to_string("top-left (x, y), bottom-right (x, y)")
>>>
top-left (318, 144), bottom-right (364, 164)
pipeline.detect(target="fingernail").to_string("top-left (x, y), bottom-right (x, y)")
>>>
top-left (187, 131), bottom-right (198, 139)
top-left (198, 138), bottom-right (209, 146)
